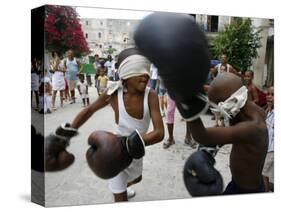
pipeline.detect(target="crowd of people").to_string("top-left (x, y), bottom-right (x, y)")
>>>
top-left (31, 50), bottom-right (121, 114)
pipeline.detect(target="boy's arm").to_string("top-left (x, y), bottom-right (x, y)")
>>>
top-left (189, 118), bottom-right (261, 146)
top-left (77, 84), bottom-right (81, 94)
top-left (142, 90), bottom-right (164, 146)
top-left (71, 93), bottom-right (110, 129)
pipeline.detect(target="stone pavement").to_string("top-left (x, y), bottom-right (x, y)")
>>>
top-left (32, 82), bottom-right (232, 207)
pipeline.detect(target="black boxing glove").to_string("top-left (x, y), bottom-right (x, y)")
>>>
top-left (46, 123), bottom-right (78, 155)
top-left (175, 90), bottom-right (209, 122)
top-left (134, 12), bottom-right (210, 100)
top-left (86, 130), bottom-right (145, 179)
top-left (119, 129), bottom-right (145, 159)
top-left (183, 150), bottom-right (223, 196)
top-left (45, 123), bottom-right (78, 171)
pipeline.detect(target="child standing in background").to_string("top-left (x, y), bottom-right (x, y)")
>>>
top-left (244, 70), bottom-right (259, 104)
top-left (97, 68), bottom-right (108, 96)
top-left (77, 74), bottom-right (90, 107)
top-left (39, 70), bottom-right (52, 114)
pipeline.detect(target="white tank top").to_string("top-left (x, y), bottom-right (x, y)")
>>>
top-left (115, 87), bottom-right (151, 136)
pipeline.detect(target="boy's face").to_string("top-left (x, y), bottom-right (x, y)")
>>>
top-left (244, 71), bottom-right (253, 85)
top-left (100, 69), bottom-right (105, 76)
top-left (266, 86), bottom-right (274, 108)
top-left (126, 74), bottom-right (150, 92)
top-left (79, 75), bottom-right (85, 81)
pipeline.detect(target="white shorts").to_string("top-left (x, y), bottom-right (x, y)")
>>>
top-left (262, 152), bottom-right (274, 183)
top-left (108, 158), bottom-right (143, 194)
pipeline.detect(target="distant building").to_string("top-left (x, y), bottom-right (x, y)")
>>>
top-left (80, 18), bottom-right (138, 58)
top-left (80, 15), bottom-right (273, 87)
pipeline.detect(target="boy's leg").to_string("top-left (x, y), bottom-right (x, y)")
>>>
top-left (86, 98), bottom-right (90, 105)
top-left (113, 192), bottom-right (128, 202)
top-left (82, 98), bottom-right (86, 106)
top-left (164, 95), bottom-right (176, 148)
top-left (185, 122), bottom-right (197, 148)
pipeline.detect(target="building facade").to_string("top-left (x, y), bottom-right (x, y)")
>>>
top-left (80, 15), bottom-right (273, 87)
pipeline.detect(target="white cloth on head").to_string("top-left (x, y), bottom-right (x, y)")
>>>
top-left (206, 86), bottom-right (248, 119)
top-left (106, 55), bottom-right (151, 95)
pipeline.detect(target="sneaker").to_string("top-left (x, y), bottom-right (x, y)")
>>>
top-left (126, 187), bottom-right (136, 199)
top-left (47, 109), bottom-right (52, 114)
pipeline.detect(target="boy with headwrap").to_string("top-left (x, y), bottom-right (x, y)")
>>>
top-left (67, 48), bottom-right (164, 202)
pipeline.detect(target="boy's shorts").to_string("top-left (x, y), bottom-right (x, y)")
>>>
top-left (262, 151), bottom-right (274, 183)
top-left (108, 158), bottom-right (143, 194)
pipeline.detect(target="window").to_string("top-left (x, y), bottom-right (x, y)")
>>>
top-left (100, 21), bottom-right (103, 26)
top-left (98, 32), bottom-right (102, 39)
top-left (86, 20), bottom-right (89, 25)
top-left (207, 16), bottom-right (219, 32)
top-left (85, 33), bottom-right (88, 39)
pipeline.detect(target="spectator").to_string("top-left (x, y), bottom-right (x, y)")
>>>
top-left (149, 63), bottom-right (158, 90)
top-left (64, 50), bottom-right (83, 104)
top-left (244, 70), bottom-right (259, 104)
top-left (262, 86), bottom-right (274, 192)
top-left (51, 52), bottom-right (65, 110)
top-left (77, 74), bottom-right (90, 107)
top-left (104, 55), bottom-right (115, 81)
top-left (31, 58), bottom-right (40, 110)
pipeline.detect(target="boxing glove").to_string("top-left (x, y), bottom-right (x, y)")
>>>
top-left (86, 130), bottom-right (145, 179)
top-left (134, 12), bottom-right (210, 101)
top-left (183, 150), bottom-right (223, 196)
top-left (45, 123), bottom-right (78, 171)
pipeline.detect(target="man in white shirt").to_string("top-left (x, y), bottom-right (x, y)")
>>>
top-left (104, 55), bottom-right (115, 81)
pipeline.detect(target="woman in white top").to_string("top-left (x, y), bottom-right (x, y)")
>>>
top-left (51, 52), bottom-right (66, 110)
top-left (70, 48), bottom-right (164, 202)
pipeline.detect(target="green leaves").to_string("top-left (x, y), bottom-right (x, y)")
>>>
top-left (212, 18), bottom-right (262, 72)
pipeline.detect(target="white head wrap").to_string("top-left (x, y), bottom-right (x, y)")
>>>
top-left (198, 86), bottom-right (248, 119)
top-left (106, 54), bottom-right (151, 95)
